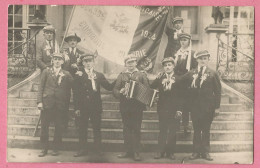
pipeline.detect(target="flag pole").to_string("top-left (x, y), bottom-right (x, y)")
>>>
top-left (60, 5), bottom-right (76, 48)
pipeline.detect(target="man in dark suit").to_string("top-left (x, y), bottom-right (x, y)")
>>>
top-left (62, 33), bottom-right (84, 77)
top-left (174, 33), bottom-right (198, 134)
top-left (113, 54), bottom-right (150, 161)
top-left (164, 17), bottom-right (184, 58)
top-left (182, 50), bottom-right (221, 161)
top-left (150, 57), bottom-right (183, 160)
top-left (73, 54), bottom-right (115, 157)
top-left (37, 53), bottom-right (73, 157)
top-left (36, 25), bottom-right (62, 71)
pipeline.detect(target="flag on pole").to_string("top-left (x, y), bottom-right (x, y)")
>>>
top-left (62, 6), bottom-right (169, 73)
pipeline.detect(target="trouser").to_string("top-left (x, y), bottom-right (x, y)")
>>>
top-left (120, 107), bottom-right (143, 153)
top-left (40, 107), bottom-right (64, 150)
top-left (78, 110), bottom-right (101, 152)
top-left (157, 111), bottom-right (179, 154)
top-left (192, 117), bottom-right (212, 153)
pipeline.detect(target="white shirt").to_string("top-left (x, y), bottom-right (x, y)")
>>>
top-left (197, 66), bottom-right (206, 75)
top-left (84, 67), bottom-right (97, 91)
top-left (69, 47), bottom-right (76, 55)
top-left (53, 67), bottom-right (61, 76)
top-left (46, 40), bottom-right (53, 48)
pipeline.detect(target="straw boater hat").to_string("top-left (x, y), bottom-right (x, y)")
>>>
top-left (161, 57), bottom-right (175, 65)
top-left (51, 53), bottom-right (64, 60)
top-left (64, 33), bottom-right (81, 42)
top-left (178, 32), bottom-right (192, 40)
top-left (124, 54), bottom-right (137, 64)
top-left (194, 50), bottom-right (211, 59)
top-left (172, 17), bottom-right (183, 24)
top-left (80, 53), bottom-right (96, 62)
top-left (43, 25), bottom-right (56, 33)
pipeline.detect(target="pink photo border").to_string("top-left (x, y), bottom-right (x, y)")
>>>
top-left (0, 0), bottom-right (258, 167)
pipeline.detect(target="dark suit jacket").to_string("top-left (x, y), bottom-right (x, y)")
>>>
top-left (164, 27), bottom-right (183, 58)
top-left (62, 48), bottom-right (84, 75)
top-left (73, 68), bottom-right (114, 113)
top-left (150, 72), bottom-right (183, 114)
top-left (37, 67), bottom-right (73, 110)
top-left (181, 67), bottom-right (222, 120)
top-left (36, 40), bottom-right (55, 70)
top-left (174, 50), bottom-right (198, 76)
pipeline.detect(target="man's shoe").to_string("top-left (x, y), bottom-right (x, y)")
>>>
top-left (51, 150), bottom-right (59, 156)
top-left (117, 152), bottom-right (133, 158)
top-left (168, 153), bottom-right (175, 160)
top-left (154, 152), bottom-right (164, 159)
top-left (201, 153), bottom-right (213, 161)
top-left (133, 152), bottom-right (142, 161)
top-left (189, 153), bottom-right (200, 160)
top-left (38, 149), bottom-right (48, 157)
top-left (73, 150), bottom-right (87, 157)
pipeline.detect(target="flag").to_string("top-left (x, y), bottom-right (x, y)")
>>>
top-left (63, 6), bottom-right (169, 73)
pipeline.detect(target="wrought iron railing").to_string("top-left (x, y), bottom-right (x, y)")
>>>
top-left (216, 34), bottom-right (254, 101)
top-left (8, 28), bottom-right (37, 88)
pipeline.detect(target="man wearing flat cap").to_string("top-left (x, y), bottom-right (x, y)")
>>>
top-left (36, 25), bottom-right (60, 71)
top-left (151, 57), bottom-right (183, 160)
top-left (174, 32), bottom-right (198, 135)
top-left (62, 33), bottom-right (84, 77)
top-left (73, 53), bottom-right (115, 157)
top-left (37, 53), bottom-right (73, 157)
top-left (164, 17), bottom-right (184, 58)
top-left (113, 54), bottom-right (150, 161)
top-left (181, 50), bottom-right (221, 161)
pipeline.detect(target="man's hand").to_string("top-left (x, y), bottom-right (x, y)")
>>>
top-left (37, 103), bottom-right (43, 111)
top-left (214, 108), bottom-right (220, 117)
top-left (120, 88), bottom-right (126, 94)
top-left (175, 111), bottom-right (182, 120)
top-left (75, 110), bottom-right (81, 117)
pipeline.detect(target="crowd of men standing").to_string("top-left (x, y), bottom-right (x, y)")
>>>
top-left (36, 16), bottom-right (221, 162)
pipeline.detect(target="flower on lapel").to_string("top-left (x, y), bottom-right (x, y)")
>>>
top-left (58, 71), bottom-right (65, 86)
top-left (191, 73), bottom-right (198, 88)
top-left (88, 72), bottom-right (97, 80)
top-left (44, 45), bottom-right (51, 56)
top-left (200, 73), bottom-right (209, 87)
top-left (75, 71), bottom-right (83, 76)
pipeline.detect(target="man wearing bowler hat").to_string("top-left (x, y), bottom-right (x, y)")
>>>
top-left (164, 17), bottom-right (184, 58)
top-left (73, 53), bottom-right (115, 157)
top-left (37, 53), bottom-right (73, 157)
top-left (62, 33), bottom-right (84, 77)
top-left (36, 25), bottom-right (61, 71)
top-left (174, 32), bottom-right (198, 135)
top-left (181, 50), bottom-right (221, 161)
top-left (113, 54), bottom-right (150, 161)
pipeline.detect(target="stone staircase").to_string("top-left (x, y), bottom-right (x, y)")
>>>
top-left (8, 80), bottom-right (253, 153)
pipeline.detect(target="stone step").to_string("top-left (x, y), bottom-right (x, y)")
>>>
top-left (8, 125), bottom-right (253, 141)
top-left (8, 135), bottom-right (253, 152)
top-left (8, 107), bottom-right (253, 121)
top-left (8, 115), bottom-right (253, 130)
top-left (19, 91), bottom-right (118, 101)
top-left (8, 98), bottom-right (248, 112)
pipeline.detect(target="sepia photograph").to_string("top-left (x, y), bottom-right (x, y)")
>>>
top-left (7, 5), bottom-right (254, 164)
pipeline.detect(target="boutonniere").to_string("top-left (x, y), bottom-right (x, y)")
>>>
top-left (44, 45), bottom-right (52, 56)
top-left (191, 73), bottom-right (199, 88)
top-left (200, 73), bottom-right (209, 87)
top-left (75, 71), bottom-right (83, 76)
top-left (57, 71), bottom-right (65, 86)
top-left (88, 72), bottom-right (97, 80)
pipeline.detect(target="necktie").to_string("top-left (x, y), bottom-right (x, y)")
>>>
top-left (48, 41), bottom-right (53, 53)
top-left (196, 66), bottom-right (203, 88)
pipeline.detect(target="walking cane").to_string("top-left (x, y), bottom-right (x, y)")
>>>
top-left (33, 110), bottom-right (41, 137)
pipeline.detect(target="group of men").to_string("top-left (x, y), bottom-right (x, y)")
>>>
top-left (36, 19), bottom-right (221, 162)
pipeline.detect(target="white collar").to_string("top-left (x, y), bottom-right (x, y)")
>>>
top-left (69, 47), bottom-right (76, 54)
top-left (197, 66), bottom-right (206, 74)
top-left (84, 67), bottom-right (94, 73)
top-left (53, 67), bottom-right (61, 75)
top-left (46, 40), bottom-right (53, 46)
top-left (125, 68), bottom-right (139, 74)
